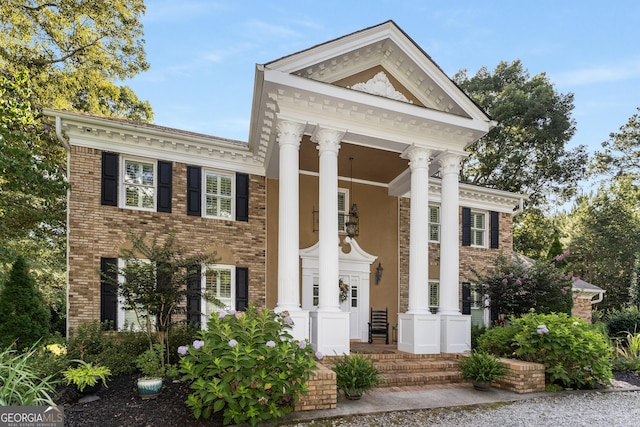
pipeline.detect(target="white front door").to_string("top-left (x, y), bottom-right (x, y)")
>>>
top-left (340, 275), bottom-right (360, 339)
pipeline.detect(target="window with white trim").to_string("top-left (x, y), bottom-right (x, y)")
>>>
top-left (204, 171), bottom-right (234, 219)
top-left (428, 205), bottom-right (440, 242)
top-left (471, 288), bottom-right (484, 309)
top-left (122, 157), bottom-right (155, 210)
top-left (203, 265), bottom-right (235, 321)
top-left (117, 258), bottom-right (155, 332)
top-left (338, 189), bottom-right (348, 233)
top-left (471, 211), bottom-right (487, 247)
top-left (428, 281), bottom-right (439, 314)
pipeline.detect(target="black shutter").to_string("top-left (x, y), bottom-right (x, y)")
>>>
top-left (100, 257), bottom-right (118, 330)
top-left (462, 207), bottom-right (471, 246)
top-left (236, 172), bottom-right (249, 222)
top-left (186, 266), bottom-right (201, 329)
top-left (235, 267), bottom-right (249, 311)
top-left (186, 166), bottom-right (201, 216)
top-left (101, 152), bottom-right (118, 206)
top-left (462, 282), bottom-right (471, 315)
top-left (490, 211), bottom-right (499, 249)
top-left (157, 161), bottom-right (173, 213)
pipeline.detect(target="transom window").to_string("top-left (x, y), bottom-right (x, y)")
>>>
top-left (471, 211), bottom-right (487, 247)
top-left (428, 205), bottom-right (440, 242)
top-left (123, 158), bottom-right (155, 209)
top-left (204, 171), bottom-right (233, 219)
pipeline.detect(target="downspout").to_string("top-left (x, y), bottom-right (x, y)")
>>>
top-left (54, 116), bottom-right (72, 339)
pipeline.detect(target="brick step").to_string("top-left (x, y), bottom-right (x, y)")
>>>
top-left (372, 358), bottom-right (460, 374)
top-left (378, 370), bottom-right (465, 388)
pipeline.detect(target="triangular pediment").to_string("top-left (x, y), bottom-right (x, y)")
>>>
top-left (265, 20), bottom-right (488, 121)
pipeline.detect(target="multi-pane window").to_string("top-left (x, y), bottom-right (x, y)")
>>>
top-left (471, 288), bottom-right (484, 309)
top-left (123, 158), bottom-right (155, 209)
top-left (471, 211), bottom-right (486, 247)
top-left (205, 267), bottom-right (233, 312)
top-left (204, 172), bottom-right (233, 219)
top-left (428, 205), bottom-right (440, 242)
top-left (337, 189), bottom-right (348, 233)
top-left (312, 276), bottom-right (319, 306)
top-left (117, 258), bottom-right (155, 332)
top-left (428, 281), bottom-right (439, 314)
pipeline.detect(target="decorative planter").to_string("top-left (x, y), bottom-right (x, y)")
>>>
top-left (137, 377), bottom-right (163, 399)
top-left (343, 389), bottom-right (363, 400)
top-left (472, 381), bottom-right (491, 391)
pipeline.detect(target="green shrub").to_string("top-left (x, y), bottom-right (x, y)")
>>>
top-left (333, 354), bottom-right (381, 398)
top-left (97, 332), bottom-right (149, 376)
top-left (63, 360), bottom-right (111, 392)
top-left (28, 342), bottom-right (69, 382)
top-left (67, 321), bottom-right (112, 360)
top-left (476, 324), bottom-right (518, 357)
top-left (604, 307), bottom-right (640, 340)
top-left (0, 256), bottom-right (50, 350)
top-left (512, 311), bottom-right (612, 389)
top-left (0, 344), bottom-right (58, 406)
top-left (179, 305), bottom-right (321, 427)
top-left (470, 324), bottom-right (486, 350)
top-left (458, 350), bottom-right (506, 383)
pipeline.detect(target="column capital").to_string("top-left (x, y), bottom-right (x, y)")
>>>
top-left (312, 127), bottom-right (344, 154)
top-left (437, 152), bottom-right (464, 176)
top-left (403, 146), bottom-right (432, 170)
top-left (276, 120), bottom-right (305, 148)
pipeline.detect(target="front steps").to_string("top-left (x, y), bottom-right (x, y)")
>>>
top-left (325, 351), bottom-right (466, 389)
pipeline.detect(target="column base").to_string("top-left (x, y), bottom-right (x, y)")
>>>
top-left (397, 313), bottom-right (440, 354)
top-left (440, 314), bottom-right (471, 353)
top-left (310, 311), bottom-right (350, 356)
top-left (285, 310), bottom-right (310, 342)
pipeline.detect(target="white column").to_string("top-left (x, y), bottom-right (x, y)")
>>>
top-left (407, 147), bottom-right (431, 314)
top-left (438, 153), bottom-right (462, 315)
top-left (398, 146), bottom-right (440, 354)
top-left (314, 128), bottom-right (343, 312)
top-left (310, 127), bottom-right (349, 356)
top-left (438, 152), bottom-right (470, 353)
top-left (274, 120), bottom-right (308, 340)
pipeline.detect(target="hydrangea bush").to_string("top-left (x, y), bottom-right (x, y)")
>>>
top-left (512, 311), bottom-right (612, 389)
top-left (178, 304), bottom-right (321, 426)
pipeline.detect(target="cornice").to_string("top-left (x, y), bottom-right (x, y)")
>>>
top-left (46, 109), bottom-right (265, 175)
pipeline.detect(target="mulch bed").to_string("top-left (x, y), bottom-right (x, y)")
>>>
top-left (56, 372), bottom-right (640, 426)
top-left (57, 375), bottom-right (222, 426)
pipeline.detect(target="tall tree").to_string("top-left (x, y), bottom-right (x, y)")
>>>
top-left (592, 107), bottom-right (640, 180)
top-left (512, 207), bottom-right (556, 259)
top-left (0, 0), bottom-right (152, 123)
top-left (454, 60), bottom-right (588, 207)
top-left (564, 176), bottom-right (640, 310)
top-left (1, 1), bottom-right (154, 334)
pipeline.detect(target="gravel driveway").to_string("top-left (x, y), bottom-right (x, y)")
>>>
top-left (283, 391), bottom-right (640, 426)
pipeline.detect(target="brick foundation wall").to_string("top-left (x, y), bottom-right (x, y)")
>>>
top-left (67, 146), bottom-right (267, 331)
top-left (294, 362), bottom-right (337, 411)
top-left (492, 358), bottom-right (546, 393)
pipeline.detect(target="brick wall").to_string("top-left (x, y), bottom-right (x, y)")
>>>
top-left (492, 358), bottom-right (546, 393)
top-left (294, 362), bottom-right (337, 411)
top-left (399, 198), bottom-right (512, 313)
top-left (572, 297), bottom-right (593, 323)
top-left (67, 146), bottom-right (267, 331)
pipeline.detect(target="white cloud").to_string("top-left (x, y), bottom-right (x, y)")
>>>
top-left (553, 57), bottom-right (640, 86)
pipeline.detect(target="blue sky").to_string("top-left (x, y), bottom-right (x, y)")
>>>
top-left (125, 0), bottom-right (640, 157)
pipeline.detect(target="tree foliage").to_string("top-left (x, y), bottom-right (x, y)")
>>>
top-left (563, 176), bottom-right (640, 310)
top-left (512, 207), bottom-right (555, 259)
top-left (593, 107), bottom-right (640, 180)
top-left (0, 256), bottom-right (50, 350)
top-left (0, 0), bottom-right (152, 122)
top-left (474, 253), bottom-right (573, 319)
top-left (107, 231), bottom-right (216, 351)
top-left (454, 60), bottom-right (588, 207)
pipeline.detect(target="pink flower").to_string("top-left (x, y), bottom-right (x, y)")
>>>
top-left (555, 254), bottom-right (564, 262)
top-left (502, 278), bottom-right (508, 284)
top-left (515, 279), bottom-right (522, 285)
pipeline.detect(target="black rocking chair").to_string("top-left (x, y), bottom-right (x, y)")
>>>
top-left (368, 307), bottom-right (389, 344)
